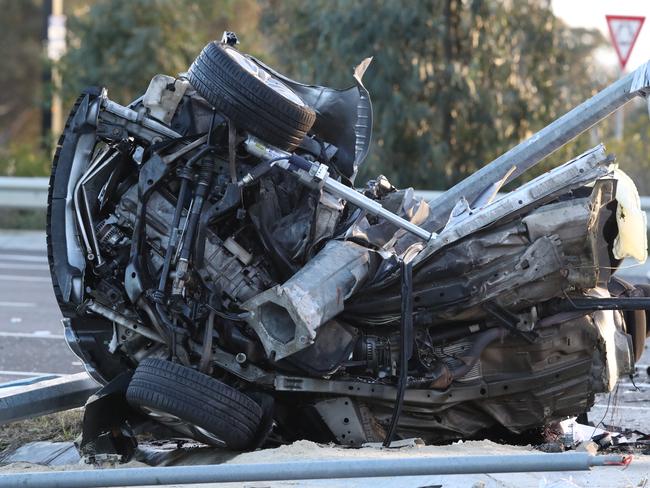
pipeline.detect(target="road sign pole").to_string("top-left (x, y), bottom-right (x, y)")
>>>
top-left (615, 67), bottom-right (624, 140)
top-left (606, 15), bottom-right (645, 141)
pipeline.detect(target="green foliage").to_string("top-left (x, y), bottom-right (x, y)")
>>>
top-left (0, 142), bottom-right (50, 177)
top-left (59, 0), bottom-right (262, 104)
top-left (261, 0), bottom-right (607, 188)
top-left (2, 0), bottom-right (645, 190)
top-left (0, 0), bottom-right (43, 146)
top-left (607, 100), bottom-right (650, 195)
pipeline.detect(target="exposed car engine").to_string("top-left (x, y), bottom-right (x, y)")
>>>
top-left (47, 34), bottom-right (650, 454)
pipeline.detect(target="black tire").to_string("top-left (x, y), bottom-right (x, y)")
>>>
top-left (187, 42), bottom-right (315, 151)
top-left (47, 89), bottom-right (130, 383)
top-left (47, 91), bottom-right (89, 318)
top-left (126, 358), bottom-right (263, 450)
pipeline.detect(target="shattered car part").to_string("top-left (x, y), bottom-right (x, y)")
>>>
top-left (45, 36), bottom-right (650, 452)
top-left (242, 239), bottom-right (372, 360)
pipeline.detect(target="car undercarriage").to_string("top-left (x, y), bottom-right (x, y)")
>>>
top-left (47, 34), bottom-right (650, 454)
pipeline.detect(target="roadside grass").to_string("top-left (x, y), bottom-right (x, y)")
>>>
top-left (0, 409), bottom-right (83, 455)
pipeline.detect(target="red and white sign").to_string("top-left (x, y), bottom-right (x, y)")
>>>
top-left (606, 15), bottom-right (645, 70)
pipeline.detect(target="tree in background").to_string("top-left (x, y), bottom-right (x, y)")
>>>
top-left (60, 0), bottom-right (262, 105)
top-left (607, 101), bottom-right (650, 194)
top-left (0, 0), bottom-right (49, 176)
top-left (2, 0), bottom-right (648, 191)
top-left (1, 0), bottom-right (262, 176)
top-left (261, 0), bottom-right (607, 188)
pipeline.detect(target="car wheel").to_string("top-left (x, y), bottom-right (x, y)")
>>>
top-left (187, 41), bottom-right (316, 151)
top-left (47, 89), bottom-right (99, 318)
top-left (126, 358), bottom-right (263, 450)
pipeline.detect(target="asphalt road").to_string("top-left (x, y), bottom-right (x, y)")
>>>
top-left (0, 231), bottom-right (83, 383)
top-left (0, 229), bottom-right (648, 432)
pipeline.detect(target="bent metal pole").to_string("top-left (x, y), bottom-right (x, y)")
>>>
top-left (0, 453), bottom-right (631, 487)
top-left (244, 136), bottom-right (434, 241)
top-left (428, 60), bottom-right (650, 229)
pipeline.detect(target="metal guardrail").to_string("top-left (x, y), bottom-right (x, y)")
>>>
top-left (0, 372), bottom-right (99, 425)
top-left (0, 177), bottom-right (49, 209)
top-left (1, 177), bottom-right (650, 214)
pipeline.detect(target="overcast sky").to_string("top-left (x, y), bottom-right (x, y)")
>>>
top-left (552, 0), bottom-right (650, 72)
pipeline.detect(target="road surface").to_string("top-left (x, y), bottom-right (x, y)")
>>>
top-left (0, 231), bottom-right (83, 383)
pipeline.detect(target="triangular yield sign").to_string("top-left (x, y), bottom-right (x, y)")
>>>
top-left (606, 15), bottom-right (645, 69)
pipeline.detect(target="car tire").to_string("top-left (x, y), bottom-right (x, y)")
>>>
top-left (187, 41), bottom-right (315, 151)
top-left (47, 90), bottom-right (96, 318)
top-left (126, 358), bottom-right (263, 450)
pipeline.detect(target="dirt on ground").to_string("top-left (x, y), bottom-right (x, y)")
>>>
top-left (0, 409), bottom-right (83, 454)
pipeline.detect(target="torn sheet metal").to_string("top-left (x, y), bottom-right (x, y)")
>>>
top-left (612, 168), bottom-right (648, 262)
top-left (243, 240), bottom-right (373, 359)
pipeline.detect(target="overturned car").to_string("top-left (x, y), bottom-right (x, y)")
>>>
top-left (47, 36), bottom-right (650, 452)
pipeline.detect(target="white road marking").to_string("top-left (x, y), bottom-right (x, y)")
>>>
top-left (618, 382), bottom-right (650, 389)
top-left (0, 331), bottom-right (65, 339)
top-left (0, 263), bottom-right (49, 271)
top-left (0, 301), bottom-right (37, 308)
top-left (0, 254), bottom-right (48, 263)
top-left (0, 370), bottom-right (62, 377)
top-left (592, 404), bottom-right (650, 411)
top-left (0, 275), bottom-right (51, 283)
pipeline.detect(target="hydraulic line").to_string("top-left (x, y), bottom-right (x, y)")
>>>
top-left (157, 175), bottom-right (190, 293)
top-left (199, 310), bottom-right (216, 373)
top-left (151, 111), bottom-right (219, 360)
top-left (172, 157), bottom-right (215, 294)
top-left (383, 259), bottom-right (413, 447)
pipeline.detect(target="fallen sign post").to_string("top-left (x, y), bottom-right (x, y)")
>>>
top-left (606, 14), bottom-right (645, 140)
top-left (0, 452), bottom-right (632, 487)
top-left (0, 373), bottom-right (98, 425)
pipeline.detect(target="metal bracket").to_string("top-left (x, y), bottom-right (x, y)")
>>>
top-left (314, 397), bottom-right (368, 446)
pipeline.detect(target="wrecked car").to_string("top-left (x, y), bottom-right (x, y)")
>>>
top-left (46, 34), bottom-right (650, 452)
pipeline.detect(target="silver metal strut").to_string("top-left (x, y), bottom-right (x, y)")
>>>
top-left (427, 60), bottom-right (650, 228)
top-left (244, 136), bottom-right (434, 241)
top-left (0, 452), bottom-right (631, 487)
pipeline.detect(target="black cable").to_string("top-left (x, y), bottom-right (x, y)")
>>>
top-left (177, 110), bottom-right (219, 264)
top-left (383, 259), bottom-right (413, 447)
top-left (157, 178), bottom-right (190, 292)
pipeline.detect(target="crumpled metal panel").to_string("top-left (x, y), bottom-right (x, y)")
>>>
top-left (242, 240), bottom-right (372, 360)
top-left (249, 56), bottom-right (373, 180)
